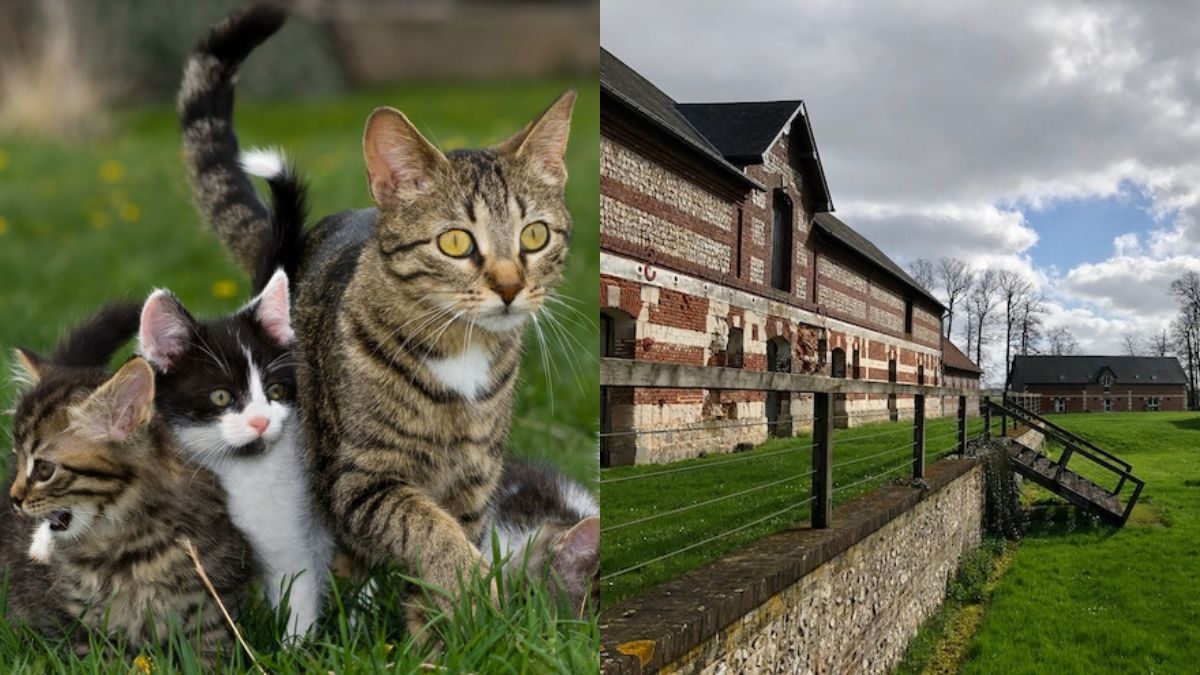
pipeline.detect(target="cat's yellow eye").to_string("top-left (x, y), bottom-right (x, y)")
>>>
top-left (520, 221), bottom-right (550, 252)
top-left (266, 383), bottom-right (289, 401)
top-left (32, 459), bottom-right (55, 482)
top-left (210, 389), bottom-right (233, 408)
top-left (437, 229), bottom-right (475, 258)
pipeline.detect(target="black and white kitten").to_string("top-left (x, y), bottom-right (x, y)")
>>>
top-left (137, 270), bottom-right (332, 640)
top-left (482, 460), bottom-right (600, 618)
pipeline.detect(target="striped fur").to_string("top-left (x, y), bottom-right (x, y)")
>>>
top-left (7, 314), bottom-right (254, 658)
top-left (179, 6), bottom-right (577, 629)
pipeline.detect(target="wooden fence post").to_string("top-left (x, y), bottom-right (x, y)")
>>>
top-left (983, 397), bottom-right (992, 440)
top-left (958, 395), bottom-right (968, 455)
top-left (913, 394), bottom-right (926, 478)
top-left (812, 392), bottom-right (833, 529)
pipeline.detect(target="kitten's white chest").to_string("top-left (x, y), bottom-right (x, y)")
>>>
top-left (427, 344), bottom-right (492, 401)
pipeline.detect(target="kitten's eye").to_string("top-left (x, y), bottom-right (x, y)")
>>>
top-left (436, 229), bottom-right (475, 258)
top-left (266, 383), bottom-right (290, 401)
top-left (520, 221), bottom-right (550, 252)
top-left (32, 459), bottom-right (56, 483)
top-left (210, 389), bottom-right (233, 408)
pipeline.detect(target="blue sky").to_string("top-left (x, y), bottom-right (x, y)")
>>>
top-left (602, 0), bottom-right (1200, 383)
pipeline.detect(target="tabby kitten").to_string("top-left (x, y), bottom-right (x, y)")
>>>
top-left (8, 307), bottom-right (253, 657)
top-left (180, 6), bottom-right (576, 627)
top-left (138, 160), bottom-right (331, 640)
top-left (481, 460), bottom-right (600, 618)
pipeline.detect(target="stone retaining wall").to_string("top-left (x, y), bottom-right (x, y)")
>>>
top-left (601, 459), bottom-right (984, 674)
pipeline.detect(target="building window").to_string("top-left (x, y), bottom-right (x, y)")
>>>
top-left (727, 327), bottom-right (744, 369)
top-left (1053, 397), bottom-right (1066, 413)
top-left (852, 349), bottom-right (861, 379)
top-left (1103, 398), bottom-right (1113, 412)
top-left (1147, 396), bottom-right (1161, 411)
top-left (904, 300), bottom-right (914, 335)
top-left (770, 190), bottom-right (793, 292)
top-left (1101, 374), bottom-right (1113, 392)
top-left (735, 207), bottom-right (744, 279)
top-left (831, 348), bottom-right (847, 378)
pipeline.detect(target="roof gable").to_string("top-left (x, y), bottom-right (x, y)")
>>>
top-left (678, 101), bottom-right (834, 213)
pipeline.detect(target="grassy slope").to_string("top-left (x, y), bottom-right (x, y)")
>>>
top-left (0, 80), bottom-right (599, 672)
top-left (600, 414), bottom-right (985, 605)
top-left (964, 412), bottom-right (1200, 673)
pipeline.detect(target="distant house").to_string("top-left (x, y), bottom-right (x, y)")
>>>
top-left (1008, 355), bottom-right (1187, 413)
top-left (600, 48), bottom-right (946, 466)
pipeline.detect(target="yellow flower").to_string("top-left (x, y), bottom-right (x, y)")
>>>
top-left (131, 654), bottom-right (155, 674)
top-left (0, 149), bottom-right (8, 172)
top-left (212, 279), bottom-right (239, 299)
top-left (98, 159), bottom-right (125, 184)
top-left (119, 202), bottom-right (141, 223)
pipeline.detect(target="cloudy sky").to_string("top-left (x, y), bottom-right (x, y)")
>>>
top-left (601, 0), bottom-right (1200, 383)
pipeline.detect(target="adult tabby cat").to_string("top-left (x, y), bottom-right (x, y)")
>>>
top-left (7, 305), bottom-right (253, 657)
top-left (139, 161), bottom-right (332, 640)
top-left (179, 5), bottom-right (576, 626)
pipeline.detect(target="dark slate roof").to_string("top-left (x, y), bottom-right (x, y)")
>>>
top-left (678, 101), bottom-right (834, 212)
top-left (944, 340), bottom-right (982, 375)
top-left (1009, 356), bottom-right (1187, 388)
top-left (600, 49), bottom-right (761, 190)
top-left (813, 213), bottom-right (944, 310)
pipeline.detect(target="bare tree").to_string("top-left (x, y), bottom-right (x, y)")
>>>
top-left (907, 258), bottom-right (937, 293)
top-left (998, 271), bottom-right (1033, 385)
top-left (967, 269), bottom-right (1001, 368)
top-left (1170, 272), bottom-right (1200, 407)
top-left (1120, 331), bottom-right (1143, 356)
top-left (1017, 293), bottom-right (1045, 355)
top-left (1046, 326), bottom-right (1079, 355)
top-left (1150, 329), bottom-right (1171, 357)
top-left (937, 257), bottom-right (974, 339)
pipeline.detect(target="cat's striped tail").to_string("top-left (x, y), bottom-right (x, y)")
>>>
top-left (177, 3), bottom-right (287, 274)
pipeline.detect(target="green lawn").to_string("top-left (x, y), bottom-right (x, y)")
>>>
top-left (962, 412), bottom-right (1200, 673)
top-left (600, 413), bottom-right (986, 605)
top-left (0, 80), bottom-right (599, 672)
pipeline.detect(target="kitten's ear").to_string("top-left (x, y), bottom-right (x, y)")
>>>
top-left (248, 269), bottom-right (293, 347)
top-left (494, 89), bottom-right (576, 188)
top-left (71, 358), bottom-right (155, 444)
top-left (10, 348), bottom-right (44, 389)
top-left (551, 515), bottom-right (600, 601)
top-left (138, 290), bottom-right (195, 373)
top-left (363, 107), bottom-right (448, 208)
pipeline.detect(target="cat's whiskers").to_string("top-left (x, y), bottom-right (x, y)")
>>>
top-left (529, 314), bottom-right (556, 414)
top-left (414, 310), bottom-right (467, 372)
top-left (194, 333), bottom-right (233, 378)
top-left (538, 307), bottom-right (594, 394)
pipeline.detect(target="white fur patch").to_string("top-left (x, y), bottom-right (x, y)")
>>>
top-left (240, 147), bottom-right (287, 179)
top-left (28, 521), bottom-right (53, 563)
top-left (427, 344), bottom-right (492, 400)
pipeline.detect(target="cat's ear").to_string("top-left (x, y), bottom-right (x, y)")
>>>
top-left (494, 89), bottom-right (576, 187)
top-left (363, 107), bottom-right (448, 208)
top-left (71, 358), bottom-right (155, 444)
top-left (551, 515), bottom-right (600, 602)
top-left (10, 348), bottom-right (44, 389)
top-left (248, 269), bottom-right (293, 347)
top-left (138, 290), bottom-right (195, 373)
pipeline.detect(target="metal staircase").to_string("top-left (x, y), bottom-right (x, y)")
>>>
top-left (985, 398), bottom-right (1144, 525)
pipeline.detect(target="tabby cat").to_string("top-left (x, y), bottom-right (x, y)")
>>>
top-left (180, 5), bottom-right (576, 627)
top-left (481, 460), bottom-right (600, 618)
top-left (7, 305), bottom-right (253, 657)
top-left (138, 160), bottom-right (332, 640)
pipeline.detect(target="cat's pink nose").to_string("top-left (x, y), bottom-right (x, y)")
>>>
top-left (248, 417), bottom-right (270, 436)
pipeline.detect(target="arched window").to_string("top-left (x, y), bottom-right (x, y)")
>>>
top-left (831, 348), bottom-right (847, 378)
top-left (770, 190), bottom-right (793, 292)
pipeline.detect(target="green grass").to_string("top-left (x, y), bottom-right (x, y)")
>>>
top-left (0, 79), bottom-right (598, 671)
top-left (600, 413), bottom-right (986, 605)
top-left (961, 412), bottom-right (1200, 673)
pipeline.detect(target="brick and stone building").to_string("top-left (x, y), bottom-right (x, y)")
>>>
top-left (1008, 355), bottom-right (1187, 414)
top-left (942, 340), bottom-right (982, 412)
top-left (600, 49), bottom-right (949, 466)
